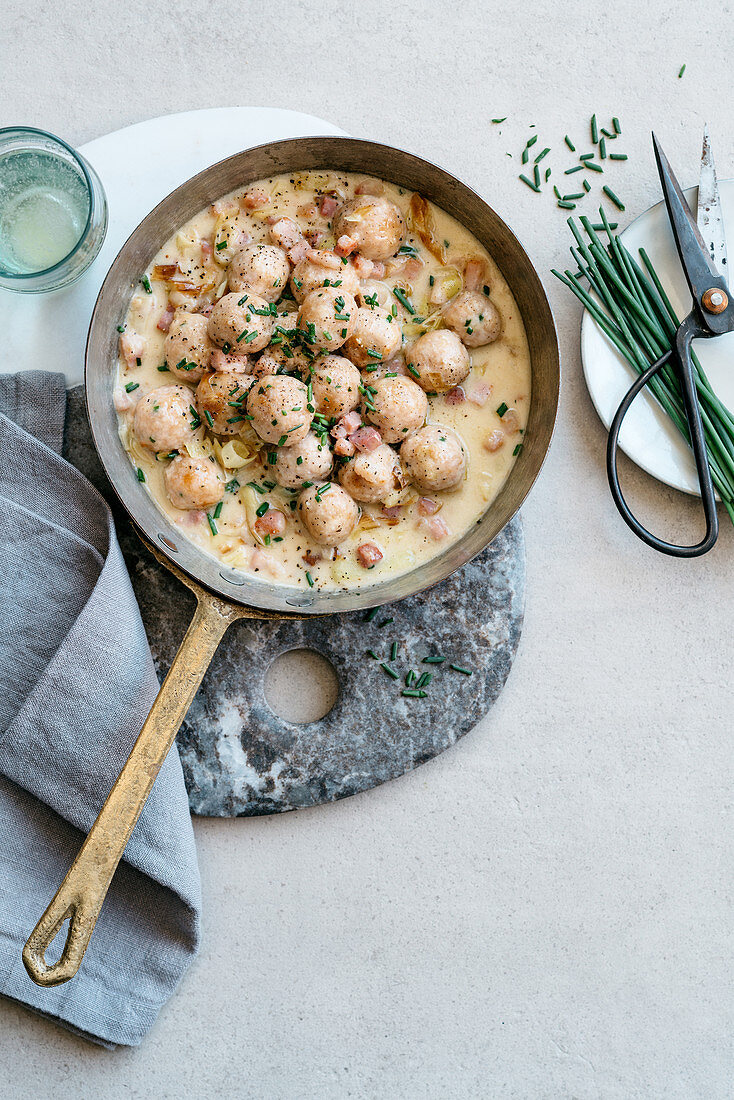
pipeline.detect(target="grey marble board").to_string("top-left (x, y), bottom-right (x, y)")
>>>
top-left (64, 386), bottom-right (525, 817)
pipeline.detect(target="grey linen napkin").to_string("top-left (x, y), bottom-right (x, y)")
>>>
top-left (0, 371), bottom-right (201, 1047)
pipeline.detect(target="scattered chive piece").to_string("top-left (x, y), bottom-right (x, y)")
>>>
top-left (602, 185), bottom-right (625, 211)
top-left (545, 167), bottom-right (551, 182)
top-left (213, 501), bottom-right (223, 519)
top-left (450, 664), bottom-right (473, 676)
top-left (379, 617), bottom-right (394, 628)
top-left (534, 147), bottom-right (550, 164)
top-left (381, 663), bottom-right (399, 681)
top-left (215, 240), bottom-right (228, 251)
top-left (423, 655), bottom-right (446, 664)
top-left (582, 179), bottom-right (591, 193)
top-left (392, 287), bottom-right (415, 314)
top-left (612, 117), bottom-right (621, 134)
top-left (405, 670), bottom-right (416, 688)
top-left (579, 153), bottom-right (595, 161)
top-left (207, 514), bottom-right (218, 536)
top-left (519, 174), bottom-right (540, 193)
top-left (497, 402), bottom-right (509, 417)
top-left (585, 162), bottom-right (604, 173)
top-left (367, 648), bottom-right (379, 659)
top-left (558, 200), bottom-right (576, 210)
top-left (563, 192), bottom-right (585, 201)
top-left (416, 672), bottom-right (432, 689)
top-left (390, 641), bottom-right (398, 662)
top-left (255, 501), bottom-right (269, 518)
top-left (599, 137), bottom-right (607, 159)
top-left (141, 274), bottom-right (152, 294)
top-left (564, 165), bottom-right (583, 175)
top-left (609, 153), bottom-right (628, 161)
top-left (365, 607), bottom-right (380, 622)
top-left (678, 64), bottom-right (686, 78)
top-left (116, 324), bottom-right (125, 333)
top-left (402, 689), bottom-right (427, 698)
top-left (589, 222), bottom-right (618, 230)
top-left (564, 135), bottom-right (576, 151)
top-left (136, 468), bottom-right (145, 482)
top-left (526, 134), bottom-right (538, 148)
top-left (157, 364), bottom-right (170, 371)
top-left (590, 114), bottom-right (598, 143)
top-left (513, 443), bottom-right (523, 456)
top-left (306, 571), bottom-right (315, 588)
top-left (204, 410), bottom-right (214, 428)
top-left (491, 117), bottom-right (507, 123)
top-left (521, 147), bottom-right (529, 164)
top-left (125, 381), bottom-right (139, 392)
top-left (533, 164), bottom-right (541, 188)
top-left (554, 186), bottom-right (562, 200)
top-left (600, 127), bottom-right (615, 139)
top-left (248, 480), bottom-right (265, 494)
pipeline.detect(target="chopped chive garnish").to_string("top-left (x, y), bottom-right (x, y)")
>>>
top-left (564, 165), bottom-right (583, 175)
top-left (545, 167), bottom-right (551, 182)
top-left (497, 402), bottom-right (509, 417)
top-left (678, 64), bottom-right (686, 78)
top-left (525, 134), bottom-right (538, 148)
top-left (406, 364), bottom-right (421, 380)
top-left (116, 324), bottom-right (125, 333)
top-left (519, 174), bottom-right (540, 193)
top-left (582, 179), bottom-right (591, 193)
top-left (365, 607), bottom-right (380, 622)
top-left (367, 648), bottom-right (379, 659)
top-left (125, 381), bottom-right (139, 392)
top-left (306, 571), bottom-right (315, 588)
top-left (213, 501), bottom-right (223, 519)
top-left (225, 478), bottom-right (240, 492)
top-left (405, 670), bottom-right (416, 688)
top-left (248, 481), bottom-right (265, 494)
top-left (416, 672), bottom-right (432, 689)
top-left (491, 117), bottom-right (507, 123)
top-left (157, 363), bottom-right (169, 371)
top-left (513, 443), bottom-right (523, 456)
top-left (379, 617), bottom-right (394, 628)
top-left (136, 468), bottom-right (145, 482)
top-left (534, 147), bottom-right (550, 164)
top-left (585, 162), bottom-right (604, 173)
top-left (390, 641), bottom-right (398, 662)
top-left (609, 153), bottom-right (628, 161)
top-left (589, 222), bottom-right (618, 230)
top-left (558, 201), bottom-right (576, 210)
top-left (602, 185), bottom-right (625, 211)
top-left (600, 127), bottom-right (615, 139)
top-left (392, 287), bottom-right (415, 314)
top-left (450, 664), bottom-right (472, 676)
top-left (533, 164), bottom-right (541, 187)
top-left (204, 410), bottom-right (214, 428)
top-left (590, 114), bottom-right (598, 143)
top-left (579, 153), bottom-right (595, 161)
top-left (256, 502), bottom-right (270, 517)
top-left (564, 135), bottom-right (576, 151)
top-left (422, 655), bottom-right (445, 664)
top-left (215, 240), bottom-right (228, 251)
top-left (207, 514), bottom-right (218, 536)
top-left (380, 663), bottom-right (399, 680)
top-left (402, 689), bottom-right (427, 698)
top-left (599, 137), bottom-right (607, 159)
top-left (612, 117), bottom-right (621, 134)
top-left (563, 193), bottom-right (585, 201)
top-left (141, 274), bottom-right (152, 294)
top-left (521, 147), bottom-right (529, 165)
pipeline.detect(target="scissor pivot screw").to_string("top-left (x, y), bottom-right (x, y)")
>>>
top-left (703, 287), bottom-right (728, 314)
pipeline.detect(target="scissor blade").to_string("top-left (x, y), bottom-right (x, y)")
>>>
top-left (652, 132), bottom-right (730, 304)
top-left (698, 125), bottom-right (728, 274)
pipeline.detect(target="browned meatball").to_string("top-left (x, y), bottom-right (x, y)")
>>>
top-left (164, 453), bottom-right (225, 510)
top-left (195, 371), bottom-right (254, 436)
top-left (401, 425), bottom-right (467, 491)
top-left (309, 355), bottom-right (361, 417)
top-left (405, 329), bottom-right (471, 393)
top-left (272, 431), bottom-right (333, 488)
top-left (227, 244), bottom-right (290, 301)
top-left (342, 306), bottom-right (401, 369)
top-left (208, 291), bottom-right (274, 353)
top-left (133, 385), bottom-right (197, 453)
top-left (364, 375), bottom-right (428, 444)
top-left (333, 196), bottom-right (406, 260)
top-left (298, 483), bottom-right (360, 546)
top-left (290, 255), bottom-right (360, 303)
top-left (442, 290), bottom-right (501, 348)
top-left (338, 444), bottom-right (402, 503)
top-left (247, 374), bottom-right (312, 445)
top-left (297, 287), bottom-right (357, 353)
top-left (164, 312), bottom-right (213, 382)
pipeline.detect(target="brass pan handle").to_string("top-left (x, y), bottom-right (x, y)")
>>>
top-left (23, 589), bottom-right (242, 986)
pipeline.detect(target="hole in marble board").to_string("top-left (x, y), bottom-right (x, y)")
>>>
top-left (264, 648), bottom-right (339, 724)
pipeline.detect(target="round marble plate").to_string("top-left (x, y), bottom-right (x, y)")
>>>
top-left (64, 388), bottom-right (525, 818)
top-left (581, 179), bottom-right (734, 495)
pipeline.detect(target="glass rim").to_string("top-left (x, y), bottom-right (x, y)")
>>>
top-left (0, 125), bottom-right (97, 281)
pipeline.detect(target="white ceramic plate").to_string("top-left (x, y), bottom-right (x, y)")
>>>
top-left (0, 107), bottom-right (347, 387)
top-left (581, 179), bottom-right (734, 495)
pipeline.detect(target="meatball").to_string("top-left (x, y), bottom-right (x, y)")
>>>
top-left (405, 329), bottom-right (471, 393)
top-left (208, 291), bottom-right (274, 354)
top-left (309, 355), bottom-right (361, 417)
top-left (133, 385), bottom-right (197, 453)
top-left (401, 425), bottom-right (467, 491)
top-left (363, 375), bottom-right (428, 444)
top-left (338, 444), bottom-right (402, 503)
top-left (333, 196), bottom-right (406, 260)
top-left (227, 244), bottom-right (290, 302)
top-left (297, 287), bottom-right (357, 353)
top-left (342, 306), bottom-right (401, 368)
top-left (164, 312), bottom-right (212, 382)
top-left (442, 290), bottom-right (501, 348)
top-left (247, 374), bottom-right (312, 445)
top-left (290, 255), bottom-right (360, 303)
top-left (298, 483), bottom-right (360, 546)
top-left (196, 371), bottom-right (254, 436)
top-left (164, 453), bottom-right (225, 510)
top-left (272, 430), bottom-right (333, 488)
top-left (254, 342), bottom-right (312, 378)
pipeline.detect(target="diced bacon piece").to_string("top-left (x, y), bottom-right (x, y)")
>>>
top-left (305, 229), bottom-right (327, 248)
top-left (421, 515), bottom-right (451, 540)
top-left (500, 407), bottom-right (520, 432)
top-left (350, 426), bottom-right (382, 453)
top-left (306, 247), bottom-right (342, 270)
top-left (176, 509), bottom-right (206, 527)
top-left (241, 187), bottom-right (270, 210)
top-left (356, 542), bottom-right (383, 569)
top-left (119, 331), bottom-right (145, 369)
top-left (335, 234), bottom-right (357, 257)
top-left (334, 436), bottom-right (356, 457)
top-left (382, 505), bottom-right (402, 519)
top-left (445, 386), bottom-right (466, 405)
top-left (255, 509), bottom-right (287, 538)
top-left (484, 430), bottom-right (505, 452)
top-left (403, 257), bottom-right (424, 279)
top-left (339, 410), bottom-right (363, 436)
top-left (370, 261), bottom-right (386, 279)
top-left (287, 239), bottom-right (311, 264)
top-left (298, 202), bottom-right (319, 219)
top-left (351, 255), bottom-right (375, 279)
top-left (210, 348), bottom-right (251, 373)
top-left (113, 386), bottom-right (135, 412)
top-left (320, 194), bottom-right (339, 217)
top-left (303, 550), bottom-right (321, 566)
top-left (201, 239), bottom-right (213, 263)
top-left (355, 180), bottom-right (384, 196)
top-left (468, 383), bottom-right (493, 406)
top-left (156, 303), bottom-right (175, 333)
top-left (464, 259), bottom-right (487, 292)
top-left (269, 217), bottom-right (302, 250)
top-left (417, 497), bottom-right (440, 516)
top-left (379, 353), bottom-right (408, 377)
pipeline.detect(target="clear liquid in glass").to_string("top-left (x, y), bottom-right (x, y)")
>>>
top-left (0, 149), bottom-right (90, 274)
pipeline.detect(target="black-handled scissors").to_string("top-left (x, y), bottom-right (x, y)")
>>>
top-left (607, 130), bottom-right (734, 556)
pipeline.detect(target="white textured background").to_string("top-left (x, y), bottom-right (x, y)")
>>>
top-left (2, 2), bottom-right (734, 1097)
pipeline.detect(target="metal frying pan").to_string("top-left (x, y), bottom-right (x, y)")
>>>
top-left (23, 137), bottom-right (560, 986)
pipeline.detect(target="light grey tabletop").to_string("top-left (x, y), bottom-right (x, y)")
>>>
top-left (2, 2), bottom-right (733, 1097)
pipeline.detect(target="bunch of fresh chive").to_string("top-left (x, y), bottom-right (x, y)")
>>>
top-left (552, 211), bottom-right (734, 525)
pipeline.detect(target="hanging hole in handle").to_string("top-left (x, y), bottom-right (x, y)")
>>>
top-left (264, 649), bottom-right (338, 724)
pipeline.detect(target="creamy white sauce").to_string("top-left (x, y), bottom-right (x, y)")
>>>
top-left (116, 171), bottom-right (530, 591)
